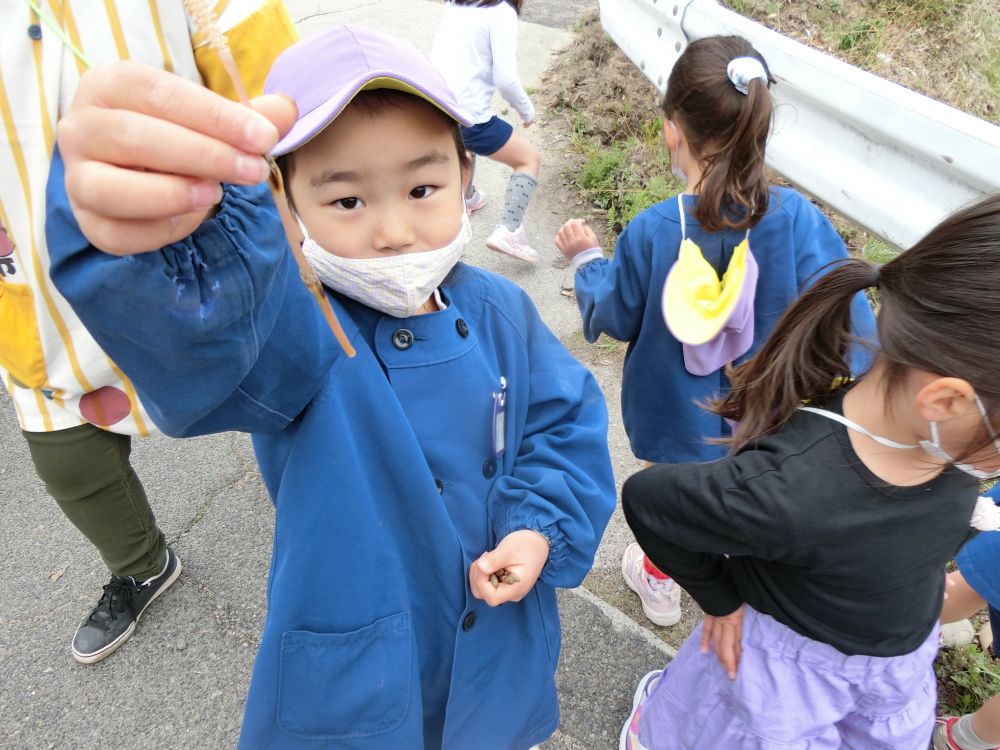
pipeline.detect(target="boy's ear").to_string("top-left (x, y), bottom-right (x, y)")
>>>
top-left (914, 376), bottom-right (978, 423)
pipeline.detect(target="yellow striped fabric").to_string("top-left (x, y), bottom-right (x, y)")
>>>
top-left (0, 0), bottom-right (297, 434)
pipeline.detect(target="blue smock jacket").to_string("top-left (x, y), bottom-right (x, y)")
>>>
top-left (574, 187), bottom-right (877, 464)
top-left (46, 165), bottom-right (615, 749)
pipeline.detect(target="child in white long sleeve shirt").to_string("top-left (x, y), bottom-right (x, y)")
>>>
top-left (432, 0), bottom-right (543, 263)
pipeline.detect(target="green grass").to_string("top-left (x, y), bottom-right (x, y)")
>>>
top-left (838, 18), bottom-right (887, 67)
top-left (574, 133), bottom-right (683, 235)
top-left (936, 642), bottom-right (1000, 716)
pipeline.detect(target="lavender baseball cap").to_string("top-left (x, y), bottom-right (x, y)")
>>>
top-left (265, 25), bottom-right (472, 157)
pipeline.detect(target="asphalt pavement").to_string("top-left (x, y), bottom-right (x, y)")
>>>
top-left (0, 2), bottom-right (675, 747)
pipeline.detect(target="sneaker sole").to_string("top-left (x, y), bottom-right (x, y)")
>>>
top-left (619, 671), bottom-right (660, 750)
top-left (485, 239), bottom-right (539, 264)
top-left (621, 555), bottom-right (682, 628)
top-left (71, 556), bottom-right (183, 665)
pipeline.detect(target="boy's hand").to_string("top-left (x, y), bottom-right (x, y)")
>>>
top-left (469, 530), bottom-right (550, 606)
top-left (56, 61), bottom-right (297, 256)
top-left (700, 604), bottom-right (745, 680)
top-left (555, 219), bottom-right (599, 259)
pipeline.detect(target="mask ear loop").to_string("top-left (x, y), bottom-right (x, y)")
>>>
top-left (677, 193), bottom-right (687, 240)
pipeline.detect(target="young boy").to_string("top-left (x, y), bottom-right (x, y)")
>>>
top-left (46, 26), bottom-right (615, 750)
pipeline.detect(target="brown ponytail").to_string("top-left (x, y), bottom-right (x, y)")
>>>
top-left (664, 36), bottom-right (774, 232)
top-left (713, 259), bottom-right (876, 447)
top-left (714, 193), bottom-right (1000, 454)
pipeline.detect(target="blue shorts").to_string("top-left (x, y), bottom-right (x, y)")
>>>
top-left (461, 116), bottom-right (513, 156)
top-left (956, 486), bottom-right (1000, 608)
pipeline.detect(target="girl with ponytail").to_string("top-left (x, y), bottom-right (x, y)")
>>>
top-left (619, 193), bottom-right (1000, 749)
top-left (556, 35), bottom-right (876, 629)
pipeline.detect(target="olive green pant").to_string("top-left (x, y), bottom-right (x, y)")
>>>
top-left (23, 423), bottom-right (167, 581)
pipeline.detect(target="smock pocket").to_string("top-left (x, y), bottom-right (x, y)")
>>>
top-left (0, 280), bottom-right (47, 388)
top-left (277, 612), bottom-right (412, 740)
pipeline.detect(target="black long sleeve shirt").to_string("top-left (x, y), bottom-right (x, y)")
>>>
top-left (622, 391), bottom-right (979, 656)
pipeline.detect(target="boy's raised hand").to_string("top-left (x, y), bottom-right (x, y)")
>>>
top-left (469, 530), bottom-right (550, 606)
top-left (700, 604), bottom-right (745, 680)
top-left (555, 218), bottom-right (599, 259)
top-left (56, 61), bottom-right (298, 256)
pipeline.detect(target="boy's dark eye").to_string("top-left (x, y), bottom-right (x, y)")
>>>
top-left (333, 197), bottom-right (362, 209)
top-left (410, 185), bottom-right (436, 199)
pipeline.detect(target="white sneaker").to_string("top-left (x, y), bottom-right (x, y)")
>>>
top-left (622, 543), bottom-right (681, 627)
top-left (485, 224), bottom-right (539, 264)
top-left (619, 670), bottom-right (661, 750)
top-left (940, 619), bottom-right (975, 648)
top-left (465, 189), bottom-right (487, 215)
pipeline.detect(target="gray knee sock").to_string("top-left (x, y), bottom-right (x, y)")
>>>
top-left (502, 172), bottom-right (537, 231)
top-left (465, 155), bottom-right (477, 200)
top-left (952, 715), bottom-right (995, 750)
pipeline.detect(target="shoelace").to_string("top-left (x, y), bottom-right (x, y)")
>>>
top-left (88, 576), bottom-right (141, 623)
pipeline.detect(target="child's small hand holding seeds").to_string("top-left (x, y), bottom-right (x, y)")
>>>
top-left (469, 530), bottom-right (550, 607)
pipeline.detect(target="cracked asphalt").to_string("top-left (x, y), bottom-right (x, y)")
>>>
top-left (0, 2), bottom-right (678, 747)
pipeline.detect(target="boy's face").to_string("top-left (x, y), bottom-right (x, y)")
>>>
top-left (288, 97), bottom-right (465, 259)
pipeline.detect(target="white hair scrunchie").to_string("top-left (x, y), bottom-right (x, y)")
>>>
top-left (727, 56), bottom-right (768, 95)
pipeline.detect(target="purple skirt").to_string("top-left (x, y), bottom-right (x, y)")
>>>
top-left (637, 606), bottom-right (939, 749)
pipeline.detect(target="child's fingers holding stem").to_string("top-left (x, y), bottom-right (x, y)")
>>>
top-left (57, 61), bottom-right (297, 254)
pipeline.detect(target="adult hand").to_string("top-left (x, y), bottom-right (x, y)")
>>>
top-left (700, 604), bottom-right (745, 680)
top-left (523, 120), bottom-right (533, 129)
top-left (469, 529), bottom-right (550, 606)
top-left (57, 61), bottom-right (297, 256)
top-left (555, 218), bottom-right (600, 259)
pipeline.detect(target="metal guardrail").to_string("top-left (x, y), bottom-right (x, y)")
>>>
top-left (598, 0), bottom-right (1000, 249)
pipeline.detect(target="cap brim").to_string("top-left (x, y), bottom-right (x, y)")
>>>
top-left (272, 75), bottom-right (472, 157)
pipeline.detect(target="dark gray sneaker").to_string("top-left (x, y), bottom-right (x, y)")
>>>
top-left (71, 548), bottom-right (182, 664)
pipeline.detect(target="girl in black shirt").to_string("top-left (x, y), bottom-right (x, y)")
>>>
top-left (620, 194), bottom-right (1000, 750)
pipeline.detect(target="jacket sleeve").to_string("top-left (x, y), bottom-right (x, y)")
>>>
top-left (791, 197), bottom-right (877, 375)
top-left (488, 292), bottom-right (616, 588)
top-left (488, 7), bottom-right (534, 123)
top-left (621, 456), bottom-right (790, 617)
top-left (572, 217), bottom-right (652, 344)
top-left (45, 149), bottom-right (341, 437)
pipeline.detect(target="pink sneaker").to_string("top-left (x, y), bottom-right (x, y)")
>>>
top-left (465, 189), bottom-right (487, 215)
top-left (619, 670), bottom-right (661, 750)
top-left (485, 224), bottom-right (539, 264)
top-left (622, 543), bottom-right (681, 626)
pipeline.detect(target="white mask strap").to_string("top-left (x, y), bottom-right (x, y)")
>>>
top-left (799, 406), bottom-right (919, 450)
top-left (677, 193), bottom-right (686, 239)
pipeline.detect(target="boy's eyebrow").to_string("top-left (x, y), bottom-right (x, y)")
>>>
top-left (308, 152), bottom-right (449, 189)
top-left (310, 169), bottom-right (360, 188)
top-left (405, 151), bottom-right (451, 170)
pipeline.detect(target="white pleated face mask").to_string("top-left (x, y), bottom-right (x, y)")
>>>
top-left (300, 213), bottom-right (471, 318)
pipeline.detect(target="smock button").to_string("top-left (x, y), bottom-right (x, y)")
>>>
top-left (462, 612), bottom-right (476, 631)
top-left (391, 328), bottom-right (414, 350)
top-left (27, 24), bottom-right (42, 40)
top-left (482, 458), bottom-right (497, 478)
top-left (455, 318), bottom-right (469, 338)
top-left (434, 478), bottom-right (444, 494)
